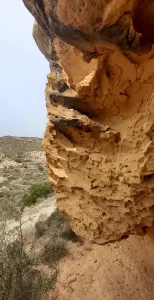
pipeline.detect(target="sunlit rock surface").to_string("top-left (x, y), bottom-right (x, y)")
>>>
top-left (23, 0), bottom-right (154, 244)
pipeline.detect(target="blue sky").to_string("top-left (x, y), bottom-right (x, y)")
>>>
top-left (0, 1), bottom-right (49, 137)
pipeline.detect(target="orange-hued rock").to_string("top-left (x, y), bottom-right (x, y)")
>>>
top-left (23, 0), bottom-right (154, 244)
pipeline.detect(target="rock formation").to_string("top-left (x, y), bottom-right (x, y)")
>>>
top-left (23, 0), bottom-right (154, 244)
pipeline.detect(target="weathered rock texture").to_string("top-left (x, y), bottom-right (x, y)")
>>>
top-left (23, 0), bottom-right (154, 244)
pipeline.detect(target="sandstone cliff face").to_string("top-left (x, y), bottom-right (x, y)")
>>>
top-left (23, 0), bottom-right (154, 244)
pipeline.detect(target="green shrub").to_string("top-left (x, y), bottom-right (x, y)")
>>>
top-left (0, 227), bottom-right (55, 300)
top-left (40, 238), bottom-right (68, 267)
top-left (35, 209), bottom-right (65, 239)
top-left (37, 165), bottom-right (44, 172)
top-left (61, 222), bottom-right (81, 243)
top-left (14, 158), bottom-right (22, 163)
top-left (46, 209), bottom-right (66, 228)
top-left (35, 209), bottom-right (82, 243)
top-left (35, 220), bottom-right (48, 238)
top-left (23, 181), bottom-right (53, 207)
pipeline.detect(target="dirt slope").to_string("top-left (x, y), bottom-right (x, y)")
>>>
top-left (49, 232), bottom-right (154, 300)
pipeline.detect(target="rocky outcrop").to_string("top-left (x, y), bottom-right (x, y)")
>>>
top-left (23, 0), bottom-right (154, 244)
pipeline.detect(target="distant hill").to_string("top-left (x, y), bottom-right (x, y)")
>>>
top-left (0, 136), bottom-right (43, 157)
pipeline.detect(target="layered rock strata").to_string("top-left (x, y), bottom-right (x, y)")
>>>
top-left (23, 0), bottom-right (154, 244)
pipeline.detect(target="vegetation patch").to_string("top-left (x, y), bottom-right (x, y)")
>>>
top-left (61, 222), bottom-right (81, 243)
top-left (36, 209), bottom-right (82, 268)
top-left (0, 202), bottom-right (82, 299)
top-left (22, 181), bottom-right (53, 207)
top-left (14, 158), bottom-right (22, 163)
top-left (0, 226), bottom-right (55, 300)
top-left (35, 209), bottom-right (82, 243)
top-left (41, 238), bottom-right (68, 267)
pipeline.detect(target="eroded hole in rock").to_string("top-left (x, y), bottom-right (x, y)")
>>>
top-left (121, 235), bottom-right (129, 240)
top-left (150, 205), bottom-right (154, 211)
top-left (143, 173), bottom-right (154, 182)
top-left (84, 128), bottom-right (92, 133)
top-left (124, 200), bottom-right (132, 208)
top-left (134, 1), bottom-right (154, 53)
top-left (114, 133), bottom-right (121, 144)
top-left (142, 226), bottom-right (148, 234)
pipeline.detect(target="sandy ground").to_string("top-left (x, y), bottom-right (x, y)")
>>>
top-left (48, 230), bottom-right (154, 300)
top-left (2, 195), bottom-right (56, 236)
